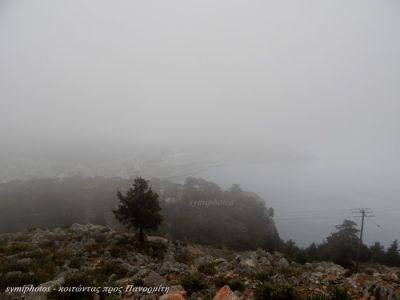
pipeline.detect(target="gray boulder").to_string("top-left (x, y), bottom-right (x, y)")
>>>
top-left (143, 271), bottom-right (166, 286)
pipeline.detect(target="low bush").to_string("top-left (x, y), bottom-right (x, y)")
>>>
top-left (329, 287), bottom-right (352, 300)
top-left (254, 282), bottom-right (300, 300)
top-left (198, 262), bottom-right (217, 276)
top-left (46, 273), bottom-right (94, 300)
top-left (180, 272), bottom-right (208, 295)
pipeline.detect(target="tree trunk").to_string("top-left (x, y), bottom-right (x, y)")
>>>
top-left (139, 227), bottom-right (144, 242)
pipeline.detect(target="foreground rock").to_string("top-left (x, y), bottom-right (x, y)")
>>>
top-left (213, 286), bottom-right (240, 300)
top-left (0, 224), bottom-right (399, 299)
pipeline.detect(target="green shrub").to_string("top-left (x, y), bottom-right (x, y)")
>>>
top-left (68, 257), bottom-right (83, 269)
top-left (256, 271), bottom-right (271, 283)
top-left (307, 288), bottom-right (352, 300)
top-left (0, 272), bottom-right (34, 290)
top-left (0, 257), bottom-right (55, 288)
top-left (329, 287), bottom-right (352, 300)
top-left (307, 293), bottom-right (328, 300)
top-left (175, 252), bottom-right (192, 264)
top-left (133, 241), bottom-right (167, 260)
top-left (228, 280), bottom-right (245, 293)
top-left (254, 283), bottom-right (300, 300)
top-left (214, 276), bottom-right (228, 288)
top-left (7, 242), bottom-right (33, 254)
top-left (53, 249), bottom-right (73, 264)
top-left (213, 277), bottom-right (244, 293)
top-left (198, 262), bottom-right (217, 276)
top-left (98, 261), bottom-right (127, 278)
top-left (109, 245), bottom-right (126, 258)
top-left (132, 277), bottom-right (144, 287)
top-left (180, 272), bottom-right (207, 295)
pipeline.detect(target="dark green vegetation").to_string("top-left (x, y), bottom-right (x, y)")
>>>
top-left (1, 224), bottom-right (399, 299)
top-left (159, 177), bottom-right (278, 251)
top-left (0, 237), bottom-right (67, 289)
top-left (252, 272), bottom-right (352, 300)
top-left (0, 176), bottom-right (399, 268)
top-left (113, 177), bottom-right (162, 242)
top-left (279, 219), bottom-right (400, 269)
top-left (0, 226), bottom-right (166, 294)
top-left (180, 272), bottom-right (208, 295)
top-left (306, 288), bottom-right (352, 300)
top-left (254, 271), bottom-right (300, 300)
top-left (0, 176), bottom-right (127, 232)
top-left (0, 176), bottom-right (279, 251)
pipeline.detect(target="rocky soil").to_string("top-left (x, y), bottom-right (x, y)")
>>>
top-left (0, 224), bottom-right (399, 300)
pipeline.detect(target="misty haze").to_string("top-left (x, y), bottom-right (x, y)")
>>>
top-left (1, 1), bottom-right (400, 299)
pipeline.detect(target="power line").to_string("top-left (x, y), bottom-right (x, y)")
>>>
top-left (351, 208), bottom-right (374, 272)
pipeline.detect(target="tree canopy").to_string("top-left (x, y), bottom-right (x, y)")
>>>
top-left (113, 177), bottom-right (162, 242)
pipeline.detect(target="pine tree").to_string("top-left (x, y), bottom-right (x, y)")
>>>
top-left (113, 177), bottom-right (162, 242)
top-left (385, 240), bottom-right (400, 266)
top-left (324, 219), bottom-right (359, 267)
top-left (369, 242), bottom-right (385, 264)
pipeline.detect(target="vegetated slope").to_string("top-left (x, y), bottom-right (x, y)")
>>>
top-left (0, 177), bottom-right (279, 251)
top-left (0, 224), bottom-right (399, 300)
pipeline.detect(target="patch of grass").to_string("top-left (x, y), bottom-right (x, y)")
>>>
top-left (254, 282), bottom-right (301, 300)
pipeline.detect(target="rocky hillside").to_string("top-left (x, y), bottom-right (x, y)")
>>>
top-left (0, 224), bottom-right (399, 300)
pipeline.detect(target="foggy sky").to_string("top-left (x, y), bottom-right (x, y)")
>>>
top-left (1, 0), bottom-right (399, 152)
top-left (1, 0), bottom-right (400, 245)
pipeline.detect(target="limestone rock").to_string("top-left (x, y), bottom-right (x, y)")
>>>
top-left (213, 285), bottom-right (240, 300)
top-left (277, 257), bottom-right (290, 269)
top-left (144, 271), bottom-right (166, 286)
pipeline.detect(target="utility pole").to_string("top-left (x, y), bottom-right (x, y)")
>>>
top-left (351, 208), bottom-right (374, 273)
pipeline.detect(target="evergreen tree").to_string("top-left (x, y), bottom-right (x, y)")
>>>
top-left (305, 242), bottom-right (319, 261)
top-left (113, 177), bottom-right (162, 242)
top-left (369, 242), bottom-right (385, 264)
top-left (324, 219), bottom-right (359, 267)
top-left (385, 240), bottom-right (400, 266)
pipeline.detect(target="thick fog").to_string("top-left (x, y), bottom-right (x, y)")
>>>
top-left (1, 0), bottom-right (400, 246)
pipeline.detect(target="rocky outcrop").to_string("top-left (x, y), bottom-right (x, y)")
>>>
top-left (0, 224), bottom-right (399, 300)
top-left (213, 286), bottom-right (240, 300)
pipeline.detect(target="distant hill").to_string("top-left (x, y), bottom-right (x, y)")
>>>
top-left (0, 176), bottom-right (279, 251)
